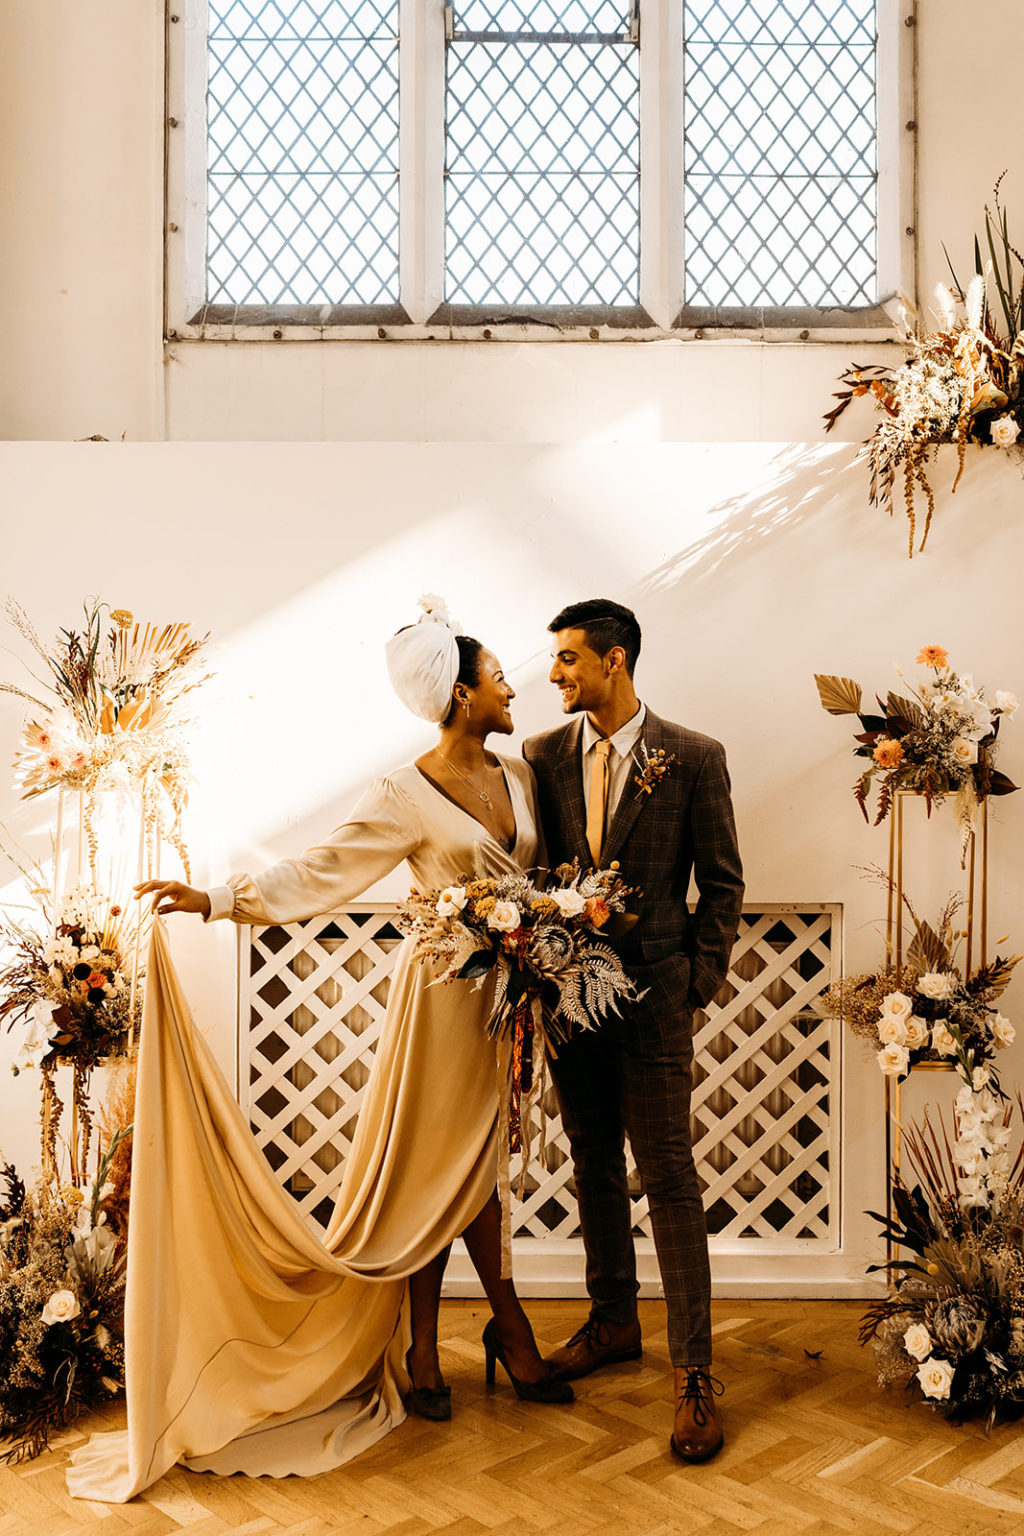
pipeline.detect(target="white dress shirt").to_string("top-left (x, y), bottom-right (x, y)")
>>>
top-left (581, 703), bottom-right (647, 844)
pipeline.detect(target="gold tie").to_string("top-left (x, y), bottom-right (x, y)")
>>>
top-left (585, 737), bottom-right (613, 868)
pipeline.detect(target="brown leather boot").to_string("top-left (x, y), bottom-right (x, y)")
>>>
top-left (670, 1367), bottom-right (724, 1462)
top-left (546, 1315), bottom-right (642, 1381)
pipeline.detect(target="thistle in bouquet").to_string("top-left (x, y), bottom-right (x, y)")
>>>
top-left (0, 1129), bottom-right (130, 1463)
top-left (400, 861), bottom-right (642, 1151)
top-left (822, 875), bottom-right (1020, 1093)
top-left (860, 1097), bottom-right (1024, 1425)
top-left (815, 645), bottom-right (1018, 830)
top-left (1, 598), bottom-right (210, 878)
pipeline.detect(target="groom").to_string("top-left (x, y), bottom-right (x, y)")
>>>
top-left (523, 599), bottom-right (743, 1462)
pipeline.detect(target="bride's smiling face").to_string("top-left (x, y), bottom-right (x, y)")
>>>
top-left (461, 650), bottom-right (515, 735)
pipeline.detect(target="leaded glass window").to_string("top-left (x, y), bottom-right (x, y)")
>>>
top-left (206, 0), bottom-right (400, 306)
top-left (683, 1), bottom-right (878, 310)
top-left (444, 2), bottom-right (641, 309)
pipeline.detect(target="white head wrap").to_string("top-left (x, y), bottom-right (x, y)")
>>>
top-left (385, 594), bottom-right (463, 723)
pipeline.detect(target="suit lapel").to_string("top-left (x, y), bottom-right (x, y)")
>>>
top-left (552, 717), bottom-right (590, 866)
top-left (602, 709), bottom-right (665, 866)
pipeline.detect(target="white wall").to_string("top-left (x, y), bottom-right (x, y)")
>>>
top-left (1, 440), bottom-right (1022, 1295)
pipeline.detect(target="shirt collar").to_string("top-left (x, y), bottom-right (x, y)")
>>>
top-left (581, 702), bottom-right (646, 760)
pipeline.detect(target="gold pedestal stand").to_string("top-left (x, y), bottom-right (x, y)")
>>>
top-left (883, 791), bottom-right (988, 1267)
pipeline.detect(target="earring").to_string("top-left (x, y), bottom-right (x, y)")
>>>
top-left (463, 700), bottom-right (471, 717)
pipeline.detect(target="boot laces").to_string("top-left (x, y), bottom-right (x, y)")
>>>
top-left (681, 1368), bottom-right (724, 1426)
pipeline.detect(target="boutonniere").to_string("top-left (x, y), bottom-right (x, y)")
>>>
top-left (633, 743), bottom-right (677, 798)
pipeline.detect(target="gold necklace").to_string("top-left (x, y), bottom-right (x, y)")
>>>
top-left (437, 747), bottom-right (494, 806)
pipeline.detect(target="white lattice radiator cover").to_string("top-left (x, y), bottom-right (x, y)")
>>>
top-left (238, 905), bottom-right (843, 1297)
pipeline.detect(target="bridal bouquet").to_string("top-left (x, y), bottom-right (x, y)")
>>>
top-left (400, 862), bottom-right (641, 1149)
top-left (0, 1133), bottom-right (129, 1464)
top-left (822, 884), bottom-right (1019, 1092)
top-left (1, 599), bottom-right (210, 878)
top-left (861, 1096), bottom-right (1024, 1424)
top-left (815, 646), bottom-right (1017, 828)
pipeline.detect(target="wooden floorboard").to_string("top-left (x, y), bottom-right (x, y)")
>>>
top-left (2, 1301), bottom-right (1023, 1535)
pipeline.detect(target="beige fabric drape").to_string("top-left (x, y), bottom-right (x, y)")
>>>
top-left (67, 760), bottom-right (539, 1502)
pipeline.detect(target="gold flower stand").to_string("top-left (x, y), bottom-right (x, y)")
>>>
top-left (882, 789), bottom-right (989, 1268)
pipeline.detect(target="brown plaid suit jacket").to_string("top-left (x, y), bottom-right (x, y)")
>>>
top-left (524, 709), bottom-right (744, 1013)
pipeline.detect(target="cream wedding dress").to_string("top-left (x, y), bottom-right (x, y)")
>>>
top-left (66, 757), bottom-right (539, 1502)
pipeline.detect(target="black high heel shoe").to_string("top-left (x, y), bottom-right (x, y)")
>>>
top-left (405, 1349), bottom-right (452, 1421)
top-left (482, 1318), bottom-right (574, 1404)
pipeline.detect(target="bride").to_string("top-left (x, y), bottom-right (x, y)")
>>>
top-left (66, 599), bottom-right (570, 1504)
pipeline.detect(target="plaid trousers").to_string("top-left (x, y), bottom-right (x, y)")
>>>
top-left (524, 709), bottom-right (744, 1367)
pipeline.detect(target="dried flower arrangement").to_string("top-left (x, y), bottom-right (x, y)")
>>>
top-left (1, 598), bottom-right (210, 879)
top-left (0, 1130), bottom-right (130, 1463)
top-left (822, 879), bottom-right (1019, 1091)
top-left (814, 645), bottom-right (1017, 828)
top-left (824, 177), bottom-right (1024, 556)
top-left (861, 1095), bottom-right (1024, 1424)
top-left (0, 885), bottom-right (143, 1185)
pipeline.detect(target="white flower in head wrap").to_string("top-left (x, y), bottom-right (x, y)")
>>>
top-left (386, 595), bottom-right (464, 723)
top-left (418, 593), bottom-right (460, 627)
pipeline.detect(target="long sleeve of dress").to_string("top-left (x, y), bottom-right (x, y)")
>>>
top-left (205, 776), bottom-right (421, 926)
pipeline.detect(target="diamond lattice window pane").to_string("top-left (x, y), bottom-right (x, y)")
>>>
top-left (445, 10), bottom-right (639, 308)
top-left (453, 1), bottom-right (632, 29)
top-left (207, 2), bottom-right (399, 306)
top-left (683, 1), bottom-right (877, 309)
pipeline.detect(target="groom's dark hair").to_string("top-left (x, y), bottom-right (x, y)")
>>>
top-left (548, 599), bottom-right (641, 677)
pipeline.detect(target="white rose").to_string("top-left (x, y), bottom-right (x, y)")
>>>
top-left (903, 1323), bottom-right (932, 1362)
top-left (931, 1023), bottom-right (958, 1057)
top-left (995, 690), bottom-right (1019, 719)
top-left (41, 1289), bottom-right (81, 1326)
top-left (916, 1357), bottom-right (955, 1400)
top-left (486, 900), bottom-right (521, 934)
top-left (435, 886), bottom-right (468, 917)
top-left (991, 415), bottom-right (1021, 449)
top-left (992, 1014), bottom-right (1016, 1048)
top-left (877, 1042), bottom-right (910, 1077)
top-left (877, 1015), bottom-right (908, 1046)
top-left (951, 736), bottom-right (978, 767)
top-left (903, 1014), bottom-right (930, 1050)
top-left (550, 887), bottom-right (587, 918)
top-left (918, 971), bottom-right (955, 1002)
top-left (879, 992), bottom-right (914, 1022)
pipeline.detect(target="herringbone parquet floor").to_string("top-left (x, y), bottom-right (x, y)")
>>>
top-left (4, 1300), bottom-right (1024, 1536)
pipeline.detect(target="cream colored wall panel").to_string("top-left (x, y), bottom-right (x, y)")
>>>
top-left (163, 340), bottom-right (898, 443)
top-left (0, 0), bottom-right (164, 441)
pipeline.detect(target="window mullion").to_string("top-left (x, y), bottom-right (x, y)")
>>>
top-left (639, 0), bottom-right (683, 328)
top-left (400, 0), bottom-right (446, 324)
top-left (167, 0), bottom-right (210, 335)
top-left (875, 0), bottom-right (916, 321)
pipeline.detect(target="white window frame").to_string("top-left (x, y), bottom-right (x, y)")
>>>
top-left (164, 0), bottom-right (916, 343)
